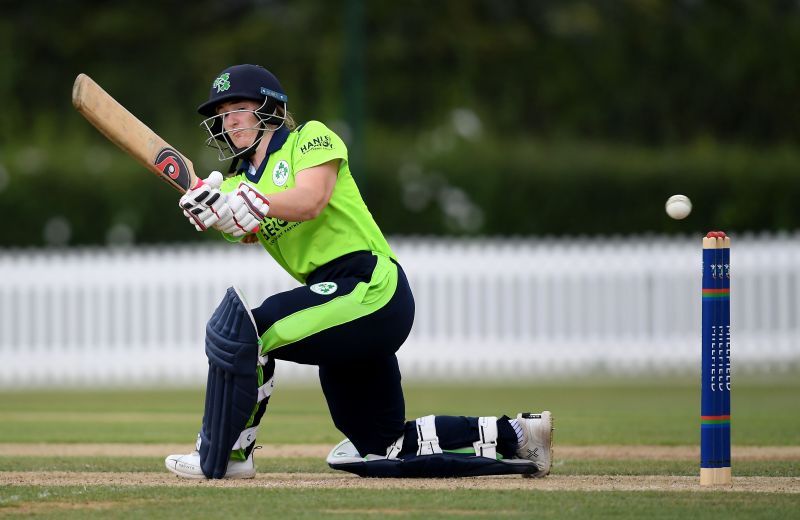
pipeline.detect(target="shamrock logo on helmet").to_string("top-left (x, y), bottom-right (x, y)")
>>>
top-left (212, 73), bottom-right (231, 93)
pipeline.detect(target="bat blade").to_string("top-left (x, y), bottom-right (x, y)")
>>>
top-left (72, 73), bottom-right (198, 193)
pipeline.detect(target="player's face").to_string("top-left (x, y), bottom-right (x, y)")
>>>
top-left (217, 100), bottom-right (262, 148)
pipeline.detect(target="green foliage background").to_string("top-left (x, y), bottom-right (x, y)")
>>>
top-left (2, 0), bottom-right (799, 245)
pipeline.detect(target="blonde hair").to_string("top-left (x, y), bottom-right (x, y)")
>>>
top-left (279, 107), bottom-right (297, 131)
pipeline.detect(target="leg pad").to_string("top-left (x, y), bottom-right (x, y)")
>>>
top-left (327, 439), bottom-right (540, 478)
top-left (199, 287), bottom-right (260, 479)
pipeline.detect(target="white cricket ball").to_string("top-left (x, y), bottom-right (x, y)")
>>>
top-left (665, 194), bottom-right (692, 220)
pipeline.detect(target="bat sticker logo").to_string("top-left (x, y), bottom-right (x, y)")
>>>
top-left (154, 148), bottom-right (191, 191)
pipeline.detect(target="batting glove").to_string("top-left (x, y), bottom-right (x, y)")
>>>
top-left (179, 171), bottom-right (233, 231)
top-left (219, 182), bottom-right (271, 237)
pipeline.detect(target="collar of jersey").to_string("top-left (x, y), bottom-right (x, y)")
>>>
top-left (238, 126), bottom-right (291, 183)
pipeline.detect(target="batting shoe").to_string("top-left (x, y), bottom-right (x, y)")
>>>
top-left (515, 411), bottom-right (553, 477)
top-left (164, 451), bottom-right (256, 479)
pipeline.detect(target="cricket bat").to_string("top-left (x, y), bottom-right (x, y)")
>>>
top-left (72, 73), bottom-right (199, 193)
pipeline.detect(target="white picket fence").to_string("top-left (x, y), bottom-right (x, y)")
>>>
top-left (0, 234), bottom-right (798, 387)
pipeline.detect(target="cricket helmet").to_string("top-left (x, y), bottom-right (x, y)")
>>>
top-left (198, 64), bottom-right (289, 161)
top-left (198, 64), bottom-right (287, 118)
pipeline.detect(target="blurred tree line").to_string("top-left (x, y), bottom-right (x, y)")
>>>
top-left (1, 0), bottom-right (799, 246)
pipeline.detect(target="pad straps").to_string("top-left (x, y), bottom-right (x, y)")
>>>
top-left (233, 375), bottom-right (275, 451)
top-left (232, 425), bottom-right (259, 450)
top-left (386, 434), bottom-right (404, 459)
top-left (473, 416), bottom-right (498, 459)
top-left (257, 375), bottom-right (275, 403)
top-left (198, 375), bottom-right (275, 454)
top-left (416, 415), bottom-right (443, 455)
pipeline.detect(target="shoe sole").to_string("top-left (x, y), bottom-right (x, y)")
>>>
top-left (521, 411), bottom-right (553, 479)
top-left (542, 411), bottom-right (553, 476)
top-left (165, 460), bottom-right (207, 479)
top-left (165, 460), bottom-right (256, 480)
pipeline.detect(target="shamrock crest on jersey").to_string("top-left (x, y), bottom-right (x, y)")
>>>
top-left (273, 160), bottom-right (290, 187)
top-left (212, 73), bottom-right (231, 93)
top-left (310, 282), bottom-right (338, 295)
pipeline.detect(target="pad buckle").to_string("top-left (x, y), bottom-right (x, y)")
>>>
top-left (386, 434), bottom-right (404, 459)
top-left (415, 415), bottom-right (443, 455)
top-left (232, 426), bottom-right (259, 450)
top-left (472, 416), bottom-right (498, 459)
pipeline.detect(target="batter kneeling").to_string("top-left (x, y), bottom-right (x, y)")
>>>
top-left (165, 64), bottom-right (553, 480)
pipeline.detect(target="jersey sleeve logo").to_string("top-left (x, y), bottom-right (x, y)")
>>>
top-left (272, 160), bottom-right (290, 186)
top-left (299, 135), bottom-right (334, 154)
top-left (309, 282), bottom-right (338, 295)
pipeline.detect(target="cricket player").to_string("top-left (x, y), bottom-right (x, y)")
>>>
top-left (165, 64), bottom-right (552, 479)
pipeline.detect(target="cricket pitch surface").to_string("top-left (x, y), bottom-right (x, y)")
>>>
top-left (1, 444), bottom-right (797, 493)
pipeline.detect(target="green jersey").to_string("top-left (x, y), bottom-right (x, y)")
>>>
top-left (220, 121), bottom-right (395, 283)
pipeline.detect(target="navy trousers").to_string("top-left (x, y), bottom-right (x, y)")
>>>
top-left (250, 251), bottom-right (517, 458)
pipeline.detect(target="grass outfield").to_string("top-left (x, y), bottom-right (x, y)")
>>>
top-left (2, 486), bottom-right (798, 519)
top-left (0, 377), bottom-right (798, 518)
top-left (1, 377), bottom-right (798, 445)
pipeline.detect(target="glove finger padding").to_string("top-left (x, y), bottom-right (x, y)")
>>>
top-left (196, 207), bottom-right (223, 228)
top-left (235, 213), bottom-right (260, 235)
top-left (205, 171), bottom-right (224, 189)
top-left (233, 202), bottom-right (253, 222)
top-left (180, 182), bottom-right (212, 210)
top-left (180, 172), bottom-right (233, 232)
top-left (214, 210), bottom-right (235, 230)
top-left (227, 196), bottom-right (259, 234)
top-left (237, 184), bottom-right (270, 221)
top-left (219, 218), bottom-right (243, 235)
top-left (183, 209), bottom-right (205, 231)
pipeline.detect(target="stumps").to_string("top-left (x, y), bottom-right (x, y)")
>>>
top-left (700, 231), bottom-right (732, 485)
